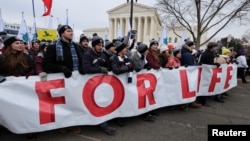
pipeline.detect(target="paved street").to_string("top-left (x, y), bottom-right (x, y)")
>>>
top-left (1, 79), bottom-right (250, 141)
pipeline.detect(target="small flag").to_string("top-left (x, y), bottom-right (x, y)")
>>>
top-left (177, 29), bottom-right (188, 49)
top-left (116, 22), bottom-right (122, 40)
top-left (30, 21), bottom-right (37, 41)
top-left (17, 12), bottom-right (29, 43)
top-left (127, 18), bottom-right (133, 46)
top-left (0, 9), bottom-right (5, 32)
top-left (42, 0), bottom-right (53, 16)
top-left (159, 26), bottom-right (168, 51)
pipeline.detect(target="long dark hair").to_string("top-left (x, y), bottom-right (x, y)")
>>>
top-left (2, 45), bottom-right (29, 74)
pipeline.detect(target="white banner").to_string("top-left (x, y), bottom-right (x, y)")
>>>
top-left (0, 64), bottom-right (237, 134)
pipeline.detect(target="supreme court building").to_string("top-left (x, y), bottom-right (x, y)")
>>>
top-left (83, 2), bottom-right (207, 48)
top-left (107, 2), bottom-right (162, 43)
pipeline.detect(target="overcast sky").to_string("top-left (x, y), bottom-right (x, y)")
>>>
top-left (1, 0), bottom-right (248, 40)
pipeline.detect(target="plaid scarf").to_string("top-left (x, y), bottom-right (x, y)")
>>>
top-left (70, 43), bottom-right (79, 70)
top-left (56, 38), bottom-right (64, 61)
top-left (56, 38), bottom-right (79, 70)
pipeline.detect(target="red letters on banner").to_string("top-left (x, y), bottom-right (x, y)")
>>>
top-left (136, 73), bottom-right (157, 109)
top-left (34, 66), bottom-right (233, 123)
top-left (83, 75), bottom-right (124, 117)
top-left (197, 67), bottom-right (202, 93)
top-left (208, 68), bottom-right (222, 92)
top-left (224, 66), bottom-right (233, 89)
top-left (35, 79), bottom-right (66, 124)
top-left (180, 70), bottom-right (196, 98)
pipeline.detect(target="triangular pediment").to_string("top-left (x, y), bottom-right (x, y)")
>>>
top-left (107, 3), bottom-right (155, 14)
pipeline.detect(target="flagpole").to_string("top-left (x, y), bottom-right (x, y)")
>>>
top-left (32, 0), bottom-right (37, 40)
top-left (22, 11), bottom-right (24, 19)
top-left (44, 5), bottom-right (47, 28)
top-left (66, 9), bottom-right (68, 25)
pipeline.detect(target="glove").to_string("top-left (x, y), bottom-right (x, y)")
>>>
top-left (39, 72), bottom-right (47, 81)
top-left (135, 68), bottom-right (141, 72)
top-left (78, 69), bottom-right (85, 75)
top-left (62, 67), bottom-right (72, 78)
top-left (215, 63), bottom-right (220, 68)
top-left (144, 63), bottom-right (151, 70)
top-left (100, 67), bottom-right (108, 74)
top-left (175, 66), bottom-right (179, 69)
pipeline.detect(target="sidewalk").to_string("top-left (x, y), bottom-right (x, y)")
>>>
top-left (1, 79), bottom-right (250, 141)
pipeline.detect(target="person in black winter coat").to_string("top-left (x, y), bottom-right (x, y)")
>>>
top-left (42, 25), bottom-right (83, 134)
top-left (197, 42), bottom-right (221, 106)
top-left (109, 41), bottom-right (134, 127)
top-left (81, 35), bottom-right (116, 135)
top-left (103, 40), bottom-right (116, 71)
top-left (79, 35), bottom-right (91, 55)
top-left (42, 25), bottom-right (84, 78)
top-left (109, 41), bottom-right (133, 75)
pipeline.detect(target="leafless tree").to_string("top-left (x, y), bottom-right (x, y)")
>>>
top-left (156, 0), bottom-right (250, 49)
top-left (242, 29), bottom-right (250, 41)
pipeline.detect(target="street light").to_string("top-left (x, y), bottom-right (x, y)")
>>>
top-left (127, 0), bottom-right (138, 29)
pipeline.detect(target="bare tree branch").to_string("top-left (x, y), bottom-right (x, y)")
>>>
top-left (157, 0), bottom-right (250, 49)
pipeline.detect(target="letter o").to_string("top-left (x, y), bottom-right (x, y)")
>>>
top-left (83, 75), bottom-right (124, 117)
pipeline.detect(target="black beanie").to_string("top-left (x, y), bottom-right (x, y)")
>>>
top-left (3, 36), bottom-right (21, 47)
top-left (137, 43), bottom-right (148, 54)
top-left (173, 49), bottom-right (181, 57)
top-left (185, 40), bottom-right (194, 46)
top-left (57, 25), bottom-right (72, 37)
top-left (115, 41), bottom-right (127, 53)
top-left (40, 42), bottom-right (49, 51)
top-left (207, 42), bottom-right (218, 49)
top-left (149, 40), bottom-right (158, 47)
top-left (91, 36), bottom-right (103, 47)
top-left (105, 40), bottom-right (114, 50)
top-left (79, 36), bottom-right (89, 43)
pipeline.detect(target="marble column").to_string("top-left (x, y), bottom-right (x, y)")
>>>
top-left (138, 17), bottom-right (142, 42)
top-left (125, 17), bottom-right (130, 33)
top-left (150, 16), bottom-right (155, 40)
top-left (109, 18), bottom-right (113, 40)
top-left (143, 17), bottom-right (148, 43)
top-left (120, 18), bottom-right (124, 37)
top-left (114, 18), bottom-right (117, 39)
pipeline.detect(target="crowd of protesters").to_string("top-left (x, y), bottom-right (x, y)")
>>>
top-left (0, 24), bottom-right (249, 140)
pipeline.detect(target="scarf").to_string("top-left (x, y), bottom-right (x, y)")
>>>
top-left (56, 38), bottom-right (79, 70)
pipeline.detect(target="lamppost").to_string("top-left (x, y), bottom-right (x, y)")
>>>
top-left (127, 0), bottom-right (138, 29)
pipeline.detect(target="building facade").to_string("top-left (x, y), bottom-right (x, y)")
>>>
top-left (107, 2), bottom-right (162, 43)
top-left (83, 2), bottom-right (208, 48)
